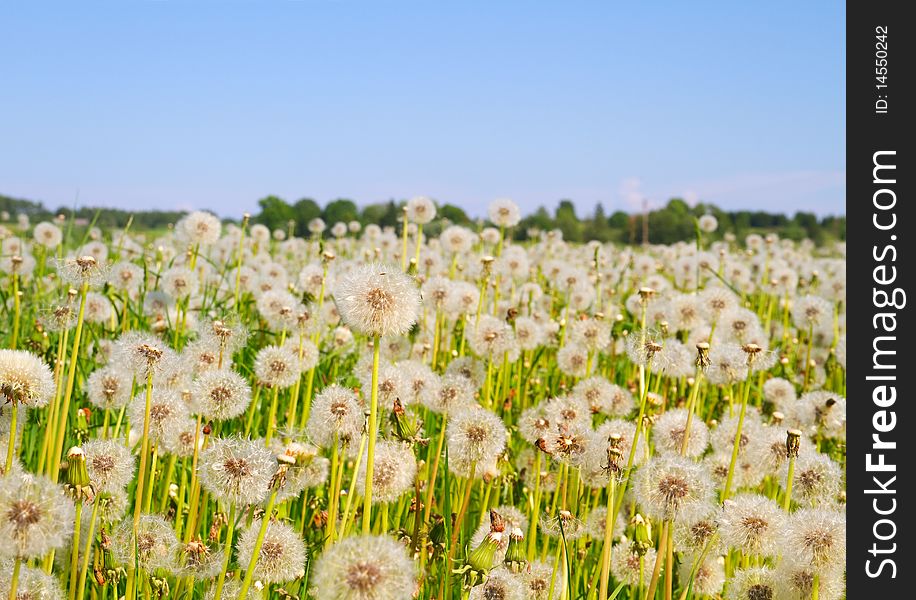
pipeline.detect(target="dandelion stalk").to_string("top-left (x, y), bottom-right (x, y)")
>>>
top-left (76, 495), bottom-right (102, 600)
top-left (783, 429), bottom-right (802, 511)
top-left (237, 456), bottom-right (289, 600)
top-left (643, 521), bottom-right (669, 600)
top-left (362, 334), bottom-right (382, 534)
top-left (722, 345), bottom-right (760, 502)
top-left (4, 403), bottom-right (18, 475)
top-left (8, 558), bottom-right (21, 600)
top-left (598, 447), bottom-right (621, 600)
top-left (212, 504), bottom-right (237, 600)
top-left (51, 279), bottom-right (90, 483)
top-left (126, 370), bottom-right (155, 600)
top-left (10, 272), bottom-right (20, 349)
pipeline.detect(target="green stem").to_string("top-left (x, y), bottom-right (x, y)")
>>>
top-left (68, 502), bottom-right (83, 600)
top-left (8, 557), bottom-right (21, 600)
top-left (722, 371), bottom-right (754, 502)
top-left (362, 335), bottom-right (381, 534)
top-left (52, 280), bottom-right (90, 483)
top-left (783, 454), bottom-right (797, 511)
top-left (213, 504), bottom-right (237, 600)
top-left (598, 470), bottom-right (617, 600)
top-left (4, 403), bottom-right (17, 475)
top-left (238, 489), bottom-right (279, 599)
top-left (76, 496), bottom-right (102, 600)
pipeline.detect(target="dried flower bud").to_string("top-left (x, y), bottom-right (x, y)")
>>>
top-left (695, 342), bottom-right (711, 369)
top-left (786, 429), bottom-right (802, 459)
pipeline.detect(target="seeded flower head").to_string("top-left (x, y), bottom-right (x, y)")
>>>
top-left (468, 568), bottom-right (525, 600)
top-left (611, 537), bottom-right (658, 588)
top-left (634, 454), bottom-right (715, 523)
top-left (82, 439), bottom-right (136, 493)
top-left (113, 331), bottom-right (173, 379)
top-left (782, 450), bottom-right (842, 506)
top-left (522, 560), bottom-right (562, 600)
top-left (406, 195), bottom-right (437, 224)
top-left (191, 368), bottom-right (252, 421)
top-left (775, 554), bottom-right (844, 600)
top-left (33, 221), bottom-right (63, 249)
top-left (235, 517), bottom-right (306, 584)
top-left (447, 405), bottom-right (508, 470)
top-left (595, 418), bottom-right (645, 467)
top-left (470, 315), bottom-right (517, 359)
top-left (488, 198), bottom-right (522, 228)
top-left (355, 439), bottom-right (417, 504)
top-left (254, 344), bottom-right (300, 389)
top-left (333, 263), bottom-right (421, 337)
top-left (112, 514), bottom-right (179, 573)
top-left (307, 384), bottom-right (365, 448)
top-left (56, 254), bottom-right (108, 286)
top-left (310, 534), bottom-right (417, 600)
top-left (423, 373), bottom-right (475, 414)
top-left (678, 553), bottom-right (725, 598)
top-left (160, 266), bottom-right (199, 300)
top-left (717, 493), bottom-right (785, 556)
top-left (269, 439), bottom-right (328, 502)
top-left (446, 356), bottom-right (486, 388)
top-left (781, 507), bottom-right (846, 569)
top-left (0, 349), bottom-right (54, 407)
top-left (725, 566), bottom-right (779, 600)
top-left (0, 560), bottom-right (65, 599)
top-left (128, 389), bottom-right (189, 446)
top-left (178, 210), bottom-right (222, 246)
top-left (0, 472), bottom-right (75, 559)
top-left (198, 436), bottom-right (277, 506)
top-left (652, 408), bottom-right (709, 458)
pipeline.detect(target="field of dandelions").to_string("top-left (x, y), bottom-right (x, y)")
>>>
top-left (0, 197), bottom-right (846, 600)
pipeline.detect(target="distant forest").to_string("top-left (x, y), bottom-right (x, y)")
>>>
top-left (1, 193), bottom-right (845, 246)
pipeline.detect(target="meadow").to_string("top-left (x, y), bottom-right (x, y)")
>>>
top-left (0, 197), bottom-right (846, 600)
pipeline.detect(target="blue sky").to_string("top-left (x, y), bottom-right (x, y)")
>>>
top-left (1, 1), bottom-right (845, 218)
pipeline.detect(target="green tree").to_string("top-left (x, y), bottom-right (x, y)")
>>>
top-left (555, 200), bottom-right (583, 242)
top-left (291, 198), bottom-right (322, 235)
top-left (584, 203), bottom-right (611, 242)
top-left (323, 198), bottom-right (359, 226)
top-left (439, 203), bottom-right (472, 226)
top-left (255, 195), bottom-right (295, 231)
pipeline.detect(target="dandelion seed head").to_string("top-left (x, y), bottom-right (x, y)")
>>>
top-left (468, 568), bottom-right (525, 600)
top-left (198, 436), bottom-right (277, 506)
top-left (333, 263), bottom-right (421, 337)
top-left (725, 566), bottom-right (778, 600)
top-left (33, 221), bottom-right (63, 249)
top-left (447, 405), bottom-right (508, 472)
top-left (406, 196), bottom-right (437, 224)
top-left (0, 561), bottom-right (66, 599)
top-left (634, 455), bottom-right (715, 523)
top-left (0, 473), bottom-right (75, 559)
top-left (446, 356), bottom-right (486, 388)
top-left (235, 517), bottom-right (306, 584)
top-left (611, 537), bottom-right (657, 587)
top-left (356, 440), bottom-right (417, 504)
top-left (783, 450), bottom-right (842, 506)
top-left (717, 493), bottom-right (785, 556)
top-left (253, 344), bottom-right (300, 389)
top-left (82, 439), bottom-right (135, 494)
top-left (178, 211), bottom-right (222, 246)
top-left (128, 389), bottom-right (189, 446)
top-left (310, 534), bottom-right (417, 600)
top-left (652, 408), bottom-right (709, 458)
top-left (112, 513), bottom-right (178, 573)
top-left (678, 553), bottom-right (725, 598)
top-left (0, 350), bottom-right (54, 408)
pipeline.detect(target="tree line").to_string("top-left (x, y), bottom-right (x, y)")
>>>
top-left (1, 193), bottom-right (845, 245)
